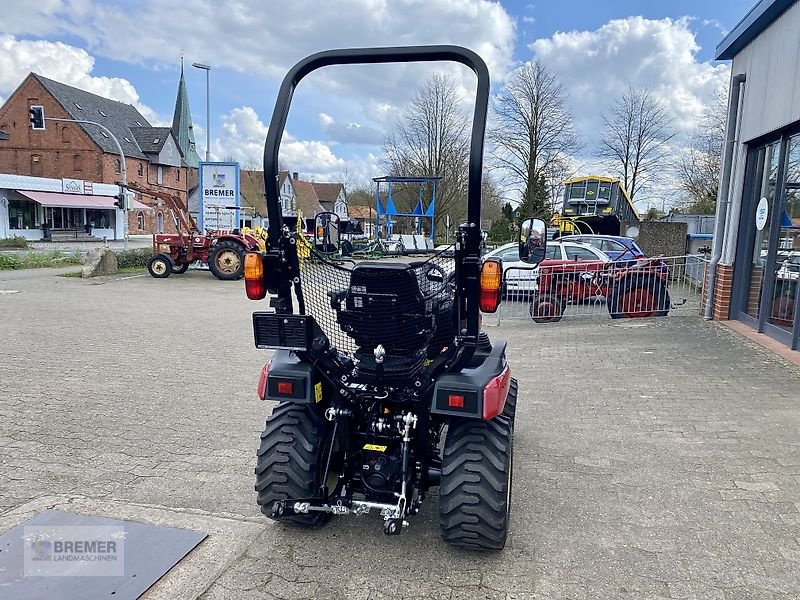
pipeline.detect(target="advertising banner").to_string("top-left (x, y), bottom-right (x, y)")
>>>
top-left (199, 162), bottom-right (240, 231)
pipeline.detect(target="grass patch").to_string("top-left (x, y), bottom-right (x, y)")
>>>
top-left (0, 236), bottom-right (29, 249)
top-left (59, 271), bottom-right (83, 278)
top-left (0, 250), bottom-right (83, 270)
top-left (119, 266), bottom-right (146, 273)
top-left (115, 248), bottom-right (152, 269)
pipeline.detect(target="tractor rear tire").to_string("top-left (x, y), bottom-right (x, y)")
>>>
top-left (529, 294), bottom-right (564, 323)
top-left (209, 240), bottom-right (245, 280)
top-left (608, 277), bottom-right (670, 319)
top-left (439, 416), bottom-right (514, 551)
top-left (172, 261), bottom-right (189, 274)
top-left (255, 402), bottom-right (333, 528)
top-left (147, 253), bottom-right (173, 278)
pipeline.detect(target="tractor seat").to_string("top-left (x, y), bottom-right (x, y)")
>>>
top-left (335, 262), bottom-right (433, 352)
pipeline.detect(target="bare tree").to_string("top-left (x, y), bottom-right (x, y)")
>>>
top-left (597, 85), bottom-right (676, 201)
top-left (489, 60), bottom-right (580, 218)
top-left (382, 74), bottom-right (470, 233)
top-left (674, 89), bottom-right (728, 214)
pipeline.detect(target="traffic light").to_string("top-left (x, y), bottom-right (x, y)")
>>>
top-left (29, 105), bottom-right (45, 130)
top-left (114, 191), bottom-right (126, 210)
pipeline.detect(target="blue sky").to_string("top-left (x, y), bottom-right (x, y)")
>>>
top-left (1, 0), bottom-right (757, 205)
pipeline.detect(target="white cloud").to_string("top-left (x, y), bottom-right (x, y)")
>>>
top-left (318, 112), bottom-right (384, 145)
top-left (0, 34), bottom-right (163, 125)
top-left (6, 0), bottom-right (515, 123)
top-left (214, 106), bottom-right (345, 175)
top-left (530, 17), bottom-right (730, 136)
top-left (528, 17), bottom-right (730, 206)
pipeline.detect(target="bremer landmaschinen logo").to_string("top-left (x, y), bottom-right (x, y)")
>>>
top-left (25, 526), bottom-right (124, 576)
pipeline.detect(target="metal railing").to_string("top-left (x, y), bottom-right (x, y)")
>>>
top-left (495, 255), bottom-right (707, 323)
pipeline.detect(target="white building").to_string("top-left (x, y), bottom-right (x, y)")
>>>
top-left (0, 173), bottom-right (147, 241)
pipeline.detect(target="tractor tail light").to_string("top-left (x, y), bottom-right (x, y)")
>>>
top-left (244, 252), bottom-right (266, 300)
top-left (257, 362), bottom-right (270, 400)
top-left (479, 258), bottom-right (503, 313)
top-left (483, 365), bottom-right (511, 420)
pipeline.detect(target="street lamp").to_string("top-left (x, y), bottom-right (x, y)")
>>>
top-left (32, 112), bottom-right (129, 249)
top-left (192, 62), bottom-right (211, 162)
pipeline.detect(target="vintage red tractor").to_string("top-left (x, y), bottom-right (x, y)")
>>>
top-left (127, 183), bottom-right (262, 280)
top-left (529, 257), bottom-right (671, 322)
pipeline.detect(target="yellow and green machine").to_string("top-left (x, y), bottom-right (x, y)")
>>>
top-left (552, 175), bottom-right (641, 238)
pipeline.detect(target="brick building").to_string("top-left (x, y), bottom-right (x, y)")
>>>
top-left (0, 66), bottom-right (200, 240)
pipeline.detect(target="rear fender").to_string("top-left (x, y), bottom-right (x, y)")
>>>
top-left (257, 350), bottom-right (318, 403)
top-left (431, 340), bottom-right (511, 421)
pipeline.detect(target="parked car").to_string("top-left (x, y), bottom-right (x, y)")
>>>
top-left (484, 241), bottom-right (610, 297)
top-left (557, 234), bottom-right (646, 261)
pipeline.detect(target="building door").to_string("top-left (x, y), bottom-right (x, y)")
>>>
top-left (766, 134), bottom-right (800, 344)
top-left (735, 133), bottom-right (800, 349)
top-left (737, 141), bottom-right (780, 322)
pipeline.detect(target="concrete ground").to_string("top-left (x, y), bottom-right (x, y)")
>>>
top-left (1, 267), bottom-right (799, 599)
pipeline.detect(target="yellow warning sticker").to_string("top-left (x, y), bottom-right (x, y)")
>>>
top-left (363, 444), bottom-right (387, 452)
top-left (314, 382), bottom-right (323, 403)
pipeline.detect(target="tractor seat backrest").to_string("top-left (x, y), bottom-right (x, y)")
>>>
top-left (337, 262), bottom-right (432, 353)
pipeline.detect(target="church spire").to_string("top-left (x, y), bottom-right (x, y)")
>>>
top-left (171, 61), bottom-right (200, 168)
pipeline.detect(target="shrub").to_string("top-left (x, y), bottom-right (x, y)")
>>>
top-left (115, 248), bottom-right (153, 269)
top-left (0, 236), bottom-right (29, 249)
top-left (0, 255), bottom-right (22, 270)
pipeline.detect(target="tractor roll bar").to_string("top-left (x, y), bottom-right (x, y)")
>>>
top-left (262, 45), bottom-right (490, 242)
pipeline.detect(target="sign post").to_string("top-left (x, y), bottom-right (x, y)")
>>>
top-left (199, 162), bottom-right (240, 231)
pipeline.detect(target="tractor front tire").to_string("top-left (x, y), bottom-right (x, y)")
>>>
top-left (147, 253), bottom-right (173, 278)
top-left (255, 402), bottom-right (333, 528)
top-left (439, 416), bottom-right (514, 551)
top-left (209, 240), bottom-right (245, 280)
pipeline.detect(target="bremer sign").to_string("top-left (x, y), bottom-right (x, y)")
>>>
top-left (199, 162), bottom-right (240, 231)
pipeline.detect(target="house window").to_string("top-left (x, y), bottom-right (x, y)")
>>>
top-left (176, 169), bottom-right (180, 183)
top-left (156, 212), bottom-right (164, 233)
top-left (62, 126), bottom-right (70, 143)
top-left (136, 212), bottom-right (144, 230)
top-left (31, 154), bottom-right (42, 177)
top-left (137, 163), bottom-right (143, 177)
top-left (157, 166), bottom-right (163, 185)
top-left (114, 159), bottom-right (121, 174)
top-left (73, 154), bottom-right (82, 172)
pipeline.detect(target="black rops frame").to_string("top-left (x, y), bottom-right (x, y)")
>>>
top-left (261, 46), bottom-right (491, 367)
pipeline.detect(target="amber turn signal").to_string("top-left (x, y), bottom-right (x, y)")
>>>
top-left (244, 252), bottom-right (267, 300)
top-left (479, 258), bottom-right (503, 313)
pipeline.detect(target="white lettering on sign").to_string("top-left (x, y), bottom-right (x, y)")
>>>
top-left (199, 162), bottom-right (240, 231)
top-left (755, 197), bottom-right (769, 231)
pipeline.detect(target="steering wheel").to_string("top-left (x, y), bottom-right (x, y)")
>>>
top-left (419, 263), bottom-right (451, 299)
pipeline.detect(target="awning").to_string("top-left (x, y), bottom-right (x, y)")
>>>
top-left (16, 190), bottom-right (149, 210)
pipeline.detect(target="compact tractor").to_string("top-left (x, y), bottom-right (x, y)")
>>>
top-left (127, 183), bottom-right (262, 280)
top-left (241, 46), bottom-right (548, 551)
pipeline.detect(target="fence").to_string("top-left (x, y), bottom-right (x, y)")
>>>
top-left (496, 255), bottom-right (707, 323)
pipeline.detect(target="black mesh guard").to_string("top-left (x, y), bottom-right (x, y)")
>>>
top-left (296, 246), bottom-right (456, 386)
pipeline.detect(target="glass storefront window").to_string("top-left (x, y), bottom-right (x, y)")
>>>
top-left (744, 142), bottom-right (780, 319)
top-left (8, 198), bottom-right (38, 229)
top-left (768, 134), bottom-right (800, 330)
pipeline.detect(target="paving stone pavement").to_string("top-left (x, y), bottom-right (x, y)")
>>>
top-left (1, 267), bottom-right (799, 599)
